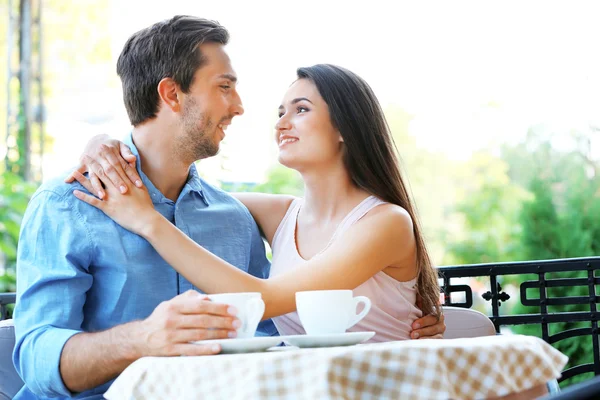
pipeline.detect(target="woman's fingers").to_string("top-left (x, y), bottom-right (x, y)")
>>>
top-left (98, 149), bottom-right (130, 194)
top-left (71, 170), bottom-right (105, 200)
top-left (120, 141), bottom-right (136, 162)
top-left (120, 157), bottom-right (143, 188)
top-left (72, 171), bottom-right (95, 193)
top-left (119, 142), bottom-right (143, 187)
top-left (82, 150), bottom-right (126, 194)
top-left (64, 164), bottom-right (88, 183)
top-left (65, 141), bottom-right (143, 191)
top-left (73, 190), bottom-right (105, 210)
top-left (89, 173), bottom-right (105, 199)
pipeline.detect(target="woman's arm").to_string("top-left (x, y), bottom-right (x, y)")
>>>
top-left (231, 193), bottom-right (295, 245)
top-left (73, 180), bottom-right (414, 320)
top-left (139, 205), bottom-right (413, 319)
top-left (65, 135), bottom-right (295, 246)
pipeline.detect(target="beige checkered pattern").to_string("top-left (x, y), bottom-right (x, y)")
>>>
top-left (104, 334), bottom-right (567, 400)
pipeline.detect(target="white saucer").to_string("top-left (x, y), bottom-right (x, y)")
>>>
top-left (192, 336), bottom-right (284, 354)
top-left (281, 331), bottom-right (375, 348)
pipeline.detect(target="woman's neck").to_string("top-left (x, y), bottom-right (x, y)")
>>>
top-left (299, 162), bottom-right (370, 225)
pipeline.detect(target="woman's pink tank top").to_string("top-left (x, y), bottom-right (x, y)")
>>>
top-left (270, 196), bottom-right (422, 342)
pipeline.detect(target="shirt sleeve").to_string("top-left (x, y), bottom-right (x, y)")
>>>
top-left (12, 189), bottom-right (94, 397)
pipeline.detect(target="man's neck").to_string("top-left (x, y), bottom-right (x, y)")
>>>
top-left (132, 124), bottom-right (191, 202)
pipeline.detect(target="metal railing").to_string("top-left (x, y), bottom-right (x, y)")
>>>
top-left (0, 292), bottom-right (15, 321)
top-left (439, 256), bottom-right (600, 383)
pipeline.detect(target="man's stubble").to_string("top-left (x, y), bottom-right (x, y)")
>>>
top-left (176, 96), bottom-right (220, 163)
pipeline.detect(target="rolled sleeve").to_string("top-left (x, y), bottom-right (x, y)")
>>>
top-left (13, 190), bottom-right (94, 397)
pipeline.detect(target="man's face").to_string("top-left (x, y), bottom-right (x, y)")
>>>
top-left (176, 43), bottom-right (244, 162)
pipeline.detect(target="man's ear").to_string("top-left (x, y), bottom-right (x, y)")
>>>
top-left (157, 77), bottom-right (181, 112)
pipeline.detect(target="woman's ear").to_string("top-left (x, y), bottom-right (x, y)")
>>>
top-left (157, 77), bottom-right (180, 112)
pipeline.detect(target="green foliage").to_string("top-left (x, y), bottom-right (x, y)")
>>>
top-left (447, 133), bottom-right (599, 387)
top-left (511, 170), bottom-right (600, 386)
top-left (447, 153), bottom-right (531, 265)
top-left (0, 172), bottom-right (37, 292)
top-left (250, 166), bottom-right (304, 197)
top-left (228, 165), bottom-right (304, 197)
top-left (386, 107), bottom-right (459, 264)
top-left (2, 0), bottom-right (113, 180)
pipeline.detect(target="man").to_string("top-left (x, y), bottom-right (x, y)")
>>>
top-left (14, 16), bottom-right (444, 399)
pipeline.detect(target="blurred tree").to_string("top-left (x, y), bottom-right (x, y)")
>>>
top-left (512, 170), bottom-right (600, 387)
top-left (386, 107), bottom-right (459, 265)
top-left (1, 0), bottom-right (112, 293)
top-left (446, 152), bottom-right (530, 265)
top-left (250, 166), bottom-right (304, 197)
top-left (0, 172), bottom-right (36, 292)
top-left (2, 0), bottom-right (112, 178)
top-left (496, 129), bottom-right (599, 387)
top-left (224, 165), bottom-right (303, 197)
top-left (444, 125), bottom-right (599, 386)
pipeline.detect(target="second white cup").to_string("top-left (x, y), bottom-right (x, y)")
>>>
top-left (295, 290), bottom-right (372, 335)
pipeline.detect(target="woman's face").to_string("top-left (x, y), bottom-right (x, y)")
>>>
top-left (275, 79), bottom-right (343, 170)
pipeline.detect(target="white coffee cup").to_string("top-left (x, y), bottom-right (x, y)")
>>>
top-left (208, 292), bottom-right (265, 339)
top-left (295, 290), bottom-right (372, 335)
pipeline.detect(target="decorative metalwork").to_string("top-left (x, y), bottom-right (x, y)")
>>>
top-left (439, 257), bottom-right (600, 383)
top-left (482, 282), bottom-right (510, 307)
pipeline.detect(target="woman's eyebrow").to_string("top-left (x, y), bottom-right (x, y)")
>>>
top-left (279, 97), bottom-right (314, 110)
top-left (291, 97), bottom-right (313, 104)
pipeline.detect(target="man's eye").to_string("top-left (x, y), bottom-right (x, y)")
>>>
top-left (220, 85), bottom-right (231, 90)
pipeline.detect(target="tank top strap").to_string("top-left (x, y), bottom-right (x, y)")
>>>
top-left (333, 196), bottom-right (388, 238)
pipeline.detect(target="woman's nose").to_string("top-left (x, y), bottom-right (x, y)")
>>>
top-left (275, 114), bottom-right (291, 131)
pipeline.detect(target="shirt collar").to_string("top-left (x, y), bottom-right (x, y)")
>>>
top-left (123, 132), bottom-right (208, 205)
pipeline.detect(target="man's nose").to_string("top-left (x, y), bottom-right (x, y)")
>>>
top-left (230, 92), bottom-right (244, 116)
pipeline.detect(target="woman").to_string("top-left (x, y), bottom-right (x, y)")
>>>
top-left (70, 64), bottom-right (441, 342)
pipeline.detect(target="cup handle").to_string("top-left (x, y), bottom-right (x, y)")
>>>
top-left (243, 297), bottom-right (266, 331)
top-left (347, 296), bottom-right (372, 329)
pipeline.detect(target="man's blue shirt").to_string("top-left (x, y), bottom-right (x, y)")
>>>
top-left (13, 134), bottom-right (276, 399)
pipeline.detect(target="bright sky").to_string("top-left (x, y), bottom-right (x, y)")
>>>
top-left (43, 0), bottom-right (600, 183)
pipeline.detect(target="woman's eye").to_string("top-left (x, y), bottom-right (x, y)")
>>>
top-left (297, 106), bottom-right (309, 114)
top-left (278, 112), bottom-right (284, 118)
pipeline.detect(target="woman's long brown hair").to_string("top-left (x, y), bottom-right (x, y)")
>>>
top-left (297, 64), bottom-right (441, 318)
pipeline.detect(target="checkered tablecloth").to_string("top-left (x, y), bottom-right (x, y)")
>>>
top-left (104, 334), bottom-right (567, 400)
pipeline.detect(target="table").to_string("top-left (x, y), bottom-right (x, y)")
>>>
top-left (104, 334), bottom-right (567, 400)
